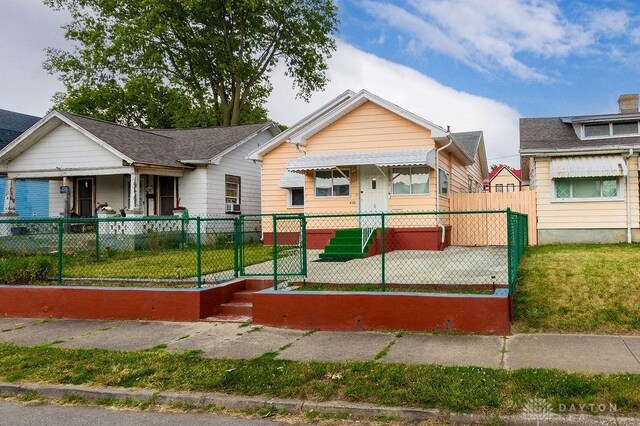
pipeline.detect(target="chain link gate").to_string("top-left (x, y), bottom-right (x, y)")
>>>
top-left (236, 214), bottom-right (306, 285)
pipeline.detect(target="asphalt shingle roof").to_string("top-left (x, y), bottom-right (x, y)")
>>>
top-left (452, 131), bottom-right (483, 160)
top-left (59, 112), bottom-right (272, 168)
top-left (0, 109), bottom-right (40, 149)
top-left (520, 117), bottom-right (640, 151)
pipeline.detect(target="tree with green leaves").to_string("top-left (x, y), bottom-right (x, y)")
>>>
top-left (44, 0), bottom-right (338, 128)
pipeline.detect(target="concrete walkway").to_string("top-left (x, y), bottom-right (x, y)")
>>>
top-left (1, 317), bottom-right (639, 374)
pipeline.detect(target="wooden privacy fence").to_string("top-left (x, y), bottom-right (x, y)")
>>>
top-left (450, 191), bottom-right (537, 245)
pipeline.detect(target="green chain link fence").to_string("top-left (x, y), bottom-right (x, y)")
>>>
top-left (0, 210), bottom-right (528, 293)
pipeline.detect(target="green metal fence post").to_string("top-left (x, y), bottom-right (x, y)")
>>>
top-left (181, 216), bottom-right (186, 249)
top-left (196, 217), bottom-right (202, 288)
top-left (233, 217), bottom-right (239, 278)
top-left (506, 208), bottom-right (513, 294)
top-left (381, 212), bottom-right (386, 292)
top-left (272, 214), bottom-right (278, 290)
top-left (57, 218), bottom-right (63, 285)
top-left (301, 215), bottom-right (307, 276)
top-left (95, 217), bottom-right (100, 261)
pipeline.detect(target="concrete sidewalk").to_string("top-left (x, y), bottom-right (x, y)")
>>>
top-left (1, 317), bottom-right (639, 374)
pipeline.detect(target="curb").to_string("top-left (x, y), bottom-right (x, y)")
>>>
top-left (0, 382), bottom-right (638, 425)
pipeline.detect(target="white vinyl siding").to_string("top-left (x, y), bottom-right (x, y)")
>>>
top-left (8, 125), bottom-right (123, 173)
top-left (206, 130), bottom-right (272, 215)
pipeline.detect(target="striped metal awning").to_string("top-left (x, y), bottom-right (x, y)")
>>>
top-left (550, 155), bottom-right (628, 178)
top-left (278, 170), bottom-right (305, 188)
top-left (286, 148), bottom-right (435, 172)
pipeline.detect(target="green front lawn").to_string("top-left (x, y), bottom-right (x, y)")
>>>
top-left (62, 244), bottom-right (275, 279)
top-left (0, 343), bottom-right (638, 415)
top-left (515, 244), bottom-right (640, 334)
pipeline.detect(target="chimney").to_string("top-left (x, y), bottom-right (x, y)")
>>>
top-left (618, 93), bottom-right (639, 113)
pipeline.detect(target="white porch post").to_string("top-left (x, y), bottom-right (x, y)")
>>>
top-left (2, 178), bottom-right (17, 216)
top-left (128, 172), bottom-right (142, 213)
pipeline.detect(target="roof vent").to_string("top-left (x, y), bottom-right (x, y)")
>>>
top-left (618, 93), bottom-right (638, 113)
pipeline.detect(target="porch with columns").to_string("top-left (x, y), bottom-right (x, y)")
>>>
top-left (1, 166), bottom-right (184, 218)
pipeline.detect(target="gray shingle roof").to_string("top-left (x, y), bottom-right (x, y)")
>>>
top-left (520, 117), bottom-right (640, 151)
top-left (60, 112), bottom-right (273, 168)
top-left (149, 123), bottom-right (271, 161)
top-left (452, 131), bottom-right (482, 159)
top-left (0, 109), bottom-right (40, 149)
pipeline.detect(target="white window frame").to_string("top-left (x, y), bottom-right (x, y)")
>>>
top-left (287, 187), bottom-right (305, 208)
top-left (391, 166), bottom-right (430, 196)
top-left (582, 121), bottom-right (640, 139)
top-left (438, 168), bottom-right (450, 196)
top-left (225, 175), bottom-right (241, 213)
top-left (314, 170), bottom-right (350, 198)
top-left (553, 177), bottom-right (622, 202)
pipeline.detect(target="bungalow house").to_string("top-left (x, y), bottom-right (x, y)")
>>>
top-left (0, 110), bottom-right (279, 218)
top-left (0, 109), bottom-right (48, 217)
top-left (520, 93), bottom-right (640, 244)
top-left (484, 164), bottom-right (522, 192)
top-left (248, 89), bottom-right (489, 254)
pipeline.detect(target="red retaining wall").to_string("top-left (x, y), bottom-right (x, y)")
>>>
top-left (0, 279), bottom-right (261, 322)
top-left (253, 290), bottom-right (510, 335)
top-left (263, 227), bottom-right (451, 251)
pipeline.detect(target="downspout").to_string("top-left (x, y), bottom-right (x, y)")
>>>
top-left (435, 128), bottom-right (454, 245)
top-left (625, 148), bottom-right (633, 243)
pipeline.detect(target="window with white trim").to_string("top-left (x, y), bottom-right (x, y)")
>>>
top-left (438, 169), bottom-right (449, 195)
top-left (225, 175), bottom-right (241, 213)
top-left (555, 177), bottom-right (618, 199)
top-left (315, 170), bottom-right (350, 197)
top-left (392, 166), bottom-right (429, 195)
top-left (584, 121), bottom-right (640, 138)
top-left (507, 183), bottom-right (515, 192)
top-left (288, 187), bottom-right (304, 207)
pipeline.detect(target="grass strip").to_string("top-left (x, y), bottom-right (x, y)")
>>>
top-left (293, 284), bottom-right (494, 294)
top-left (0, 342), bottom-right (638, 415)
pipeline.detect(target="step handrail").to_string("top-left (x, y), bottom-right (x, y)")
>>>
top-left (361, 227), bottom-right (376, 252)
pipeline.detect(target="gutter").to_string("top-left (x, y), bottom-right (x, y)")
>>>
top-left (520, 146), bottom-right (640, 156)
top-left (435, 131), bottom-right (454, 245)
top-left (625, 149), bottom-right (634, 243)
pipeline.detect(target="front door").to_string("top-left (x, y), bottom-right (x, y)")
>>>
top-left (359, 165), bottom-right (388, 228)
top-left (159, 176), bottom-right (175, 216)
top-left (76, 177), bottom-right (94, 217)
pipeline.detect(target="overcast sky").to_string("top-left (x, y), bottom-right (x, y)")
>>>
top-left (3, 0), bottom-right (640, 167)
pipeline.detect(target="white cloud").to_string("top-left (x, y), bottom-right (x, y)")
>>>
top-left (360, 0), bottom-right (596, 81)
top-left (267, 41), bottom-right (522, 168)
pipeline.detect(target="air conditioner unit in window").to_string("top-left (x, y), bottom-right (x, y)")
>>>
top-left (225, 203), bottom-right (241, 213)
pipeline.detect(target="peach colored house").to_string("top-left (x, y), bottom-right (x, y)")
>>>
top-left (484, 165), bottom-right (522, 192)
top-left (248, 90), bottom-right (489, 254)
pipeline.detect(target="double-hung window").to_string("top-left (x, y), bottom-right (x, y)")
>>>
top-left (315, 170), bottom-right (350, 197)
top-left (225, 175), bottom-right (241, 213)
top-left (495, 184), bottom-right (504, 192)
top-left (507, 183), bottom-right (515, 192)
top-left (392, 166), bottom-right (429, 195)
top-left (555, 177), bottom-right (618, 200)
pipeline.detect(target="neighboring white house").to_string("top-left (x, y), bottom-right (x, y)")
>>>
top-left (0, 111), bottom-right (279, 218)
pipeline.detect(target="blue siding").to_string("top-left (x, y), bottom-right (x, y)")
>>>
top-left (0, 177), bottom-right (49, 218)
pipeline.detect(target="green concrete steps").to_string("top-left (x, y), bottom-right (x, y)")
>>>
top-left (319, 228), bottom-right (376, 260)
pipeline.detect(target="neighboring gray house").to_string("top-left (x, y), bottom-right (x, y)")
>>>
top-left (0, 109), bottom-right (49, 218)
top-left (0, 110), bottom-right (279, 217)
top-left (520, 93), bottom-right (640, 244)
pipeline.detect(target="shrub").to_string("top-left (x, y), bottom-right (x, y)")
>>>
top-left (0, 256), bottom-right (54, 285)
